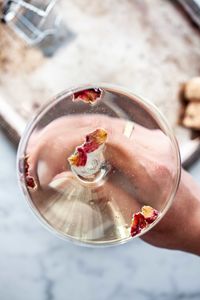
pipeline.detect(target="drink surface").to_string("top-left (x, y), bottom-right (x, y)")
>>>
top-left (18, 86), bottom-right (180, 245)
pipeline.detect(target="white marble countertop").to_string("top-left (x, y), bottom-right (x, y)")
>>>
top-left (0, 129), bottom-right (200, 300)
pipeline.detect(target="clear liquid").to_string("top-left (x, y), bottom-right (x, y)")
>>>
top-left (19, 86), bottom-right (179, 245)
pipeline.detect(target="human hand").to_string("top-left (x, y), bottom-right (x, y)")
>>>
top-left (25, 114), bottom-right (200, 254)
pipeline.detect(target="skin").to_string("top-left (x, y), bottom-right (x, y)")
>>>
top-left (27, 114), bottom-right (200, 255)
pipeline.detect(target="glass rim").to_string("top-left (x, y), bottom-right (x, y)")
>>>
top-left (17, 83), bottom-right (182, 247)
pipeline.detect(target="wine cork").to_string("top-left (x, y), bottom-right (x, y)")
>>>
top-left (182, 102), bottom-right (200, 130)
top-left (184, 77), bottom-right (200, 102)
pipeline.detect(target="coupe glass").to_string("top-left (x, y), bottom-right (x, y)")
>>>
top-left (17, 84), bottom-right (181, 246)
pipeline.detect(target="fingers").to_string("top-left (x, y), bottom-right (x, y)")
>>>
top-left (26, 114), bottom-right (173, 209)
top-left (26, 114), bottom-right (125, 186)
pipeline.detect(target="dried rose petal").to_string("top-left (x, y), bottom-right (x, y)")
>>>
top-left (20, 155), bottom-right (37, 190)
top-left (72, 88), bottom-right (102, 104)
top-left (26, 175), bottom-right (37, 190)
top-left (85, 128), bottom-right (107, 145)
top-left (23, 155), bottom-right (29, 175)
top-left (130, 212), bottom-right (147, 237)
top-left (83, 129), bottom-right (107, 153)
top-left (141, 206), bottom-right (159, 224)
top-left (68, 128), bottom-right (108, 168)
top-left (83, 141), bottom-right (99, 153)
top-left (130, 205), bottom-right (159, 237)
top-left (68, 147), bottom-right (87, 167)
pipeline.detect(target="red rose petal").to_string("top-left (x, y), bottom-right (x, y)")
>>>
top-left (83, 141), bottom-right (99, 153)
top-left (85, 128), bottom-right (107, 144)
top-left (76, 147), bottom-right (87, 166)
top-left (22, 156), bottom-right (30, 175)
top-left (20, 155), bottom-right (37, 190)
top-left (73, 88), bottom-right (102, 104)
top-left (141, 206), bottom-right (159, 224)
top-left (130, 206), bottom-right (159, 237)
top-left (68, 147), bottom-right (87, 167)
top-left (130, 212), bottom-right (147, 237)
top-left (26, 175), bottom-right (37, 189)
top-left (68, 128), bottom-right (107, 168)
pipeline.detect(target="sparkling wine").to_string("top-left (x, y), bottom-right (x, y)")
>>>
top-left (17, 85), bottom-right (180, 246)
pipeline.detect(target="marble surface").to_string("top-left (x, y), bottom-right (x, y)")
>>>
top-left (0, 129), bottom-right (200, 300)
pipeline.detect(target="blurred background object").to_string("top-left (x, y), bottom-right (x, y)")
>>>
top-left (0, 0), bottom-right (199, 165)
top-left (0, 0), bottom-right (73, 55)
top-left (178, 0), bottom-right (200, 28)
